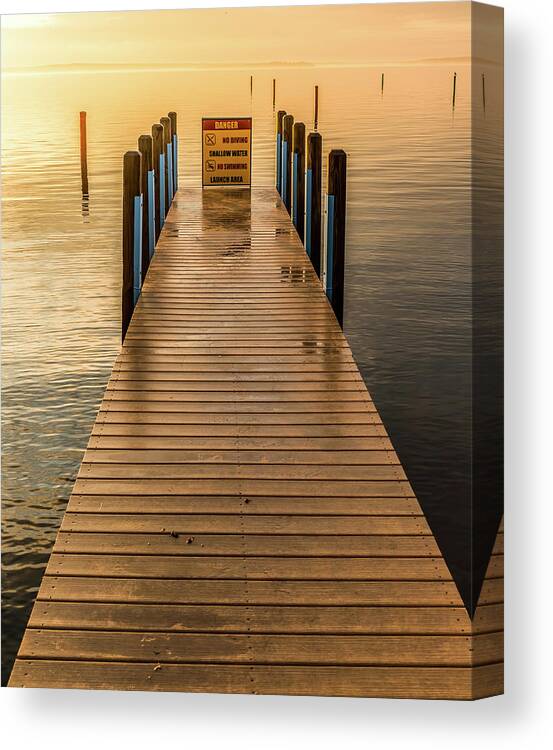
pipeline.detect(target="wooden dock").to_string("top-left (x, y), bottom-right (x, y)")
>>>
top-left (9, 187), bottom-right (503, 699)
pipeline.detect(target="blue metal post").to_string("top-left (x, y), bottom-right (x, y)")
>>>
top-left (122, 150), bottom-right (141, 340)
top-left (152, 124), bottom-right (164, 241)
top-left (276, 133), bottom-right (282, 193)
top-left (167, 142), bottom-right (174, 203)
top-left (306, 132), bottom-right (322, 278)
top-left (281, 138), bottom-right (288, 206)
top-left (276, 110), bottom-right (285, 194)
top-left (159, 153), bottom-right (165, 226)
top-left (168, 112), bottom-right (178, 196)
top-left (133, 194), bottom-right (143, 305)
top-left (325, 194), bottom-right (335, 301)
top-left (292, 122), bottom-right (305, 239)
top-left (172, 134), bottom-right (178, 192)
top-left (281, 114), bottom-right (294, 214)
top-left (147, 169), bottom-right (155, 259)
top-left (326, 149), bottom-right (347, 327)
top-left (292, 152), bottom-right (298, 226)
top-left (305, 168), bottom-right (313, 257)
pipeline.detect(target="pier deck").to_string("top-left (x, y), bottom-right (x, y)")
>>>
top-left (9, 188), bottom-right (503, 698)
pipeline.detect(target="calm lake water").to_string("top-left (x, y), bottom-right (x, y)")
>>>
top-left (1, 64), bottom-right (502, 683)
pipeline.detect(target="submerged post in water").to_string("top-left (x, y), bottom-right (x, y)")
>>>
top-left (306, 132), bottom-right (322, 277)
top-left (292, 122), bottom-right (306, 240)
top-left (272, 78), bottom-right (276, 109)
top-left (275, 110), bottom-right (286, 194)
top-left (482, 73), bottom-right (486, 110)
top-left (122, 150), bottom-right (142, 341)
top-left (79, 111), bottom-right (89, 196)
top-left (314, 85), bottom-right (319, 130)
top-left (138, 134), bottom-right (154, 276)
top-left (381, 73), bottom-right (384, 94)
top-left (325, 149), bottom-right (347, 327)
top-left (452, 71), bottom-right (457, 108)
top-left (168, 111), bottom-right (178, 192)
top-left (282, 114), bottom-right (294, 214)
top-left (152, 124), bottom-right (164, 240)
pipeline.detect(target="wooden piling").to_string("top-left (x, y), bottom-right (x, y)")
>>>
top-left (314, 85), bottom-right (319, 130)
top-left (276, 110), bottom-right (286, 193)
top-left (282, 114), bottom-right (294, 214)
top-left (452, 72), bottom-right (457, 108)
top-left (151, 124), bottom-right (164, 240)
top-left (272, 78), bottom-right (276, 109)
top-left (326, 149), bottom-right (347, 327)
top-left (292, 122), bottom-right (306, 240)
top-left (306, 132), bottom-right (322, 278)
top-left (250, 75), bottom-right (253, 97)
top-left (138, 134), bottom-right (154, 277)
top-left (160, 116), bottom-right (172, 214)
top-left (122, 150), bottom-right (141, 341)
top-left (79, 111), bottom-right (89, 196)
top-left (381, 73), bottom-right (384, 94)
top-left (168, 111), bottom-right (178, 192)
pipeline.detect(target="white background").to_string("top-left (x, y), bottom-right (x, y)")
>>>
top-left (1, 0), bottom-right (551, 748)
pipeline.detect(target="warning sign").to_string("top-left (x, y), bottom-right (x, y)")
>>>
top-left (202, 118), bottom-right (252, 187)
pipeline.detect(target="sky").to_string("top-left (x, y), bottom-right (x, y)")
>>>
top-left (1, 2), bottom-right (481, 71)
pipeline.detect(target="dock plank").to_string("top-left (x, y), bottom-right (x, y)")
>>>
top-left (28, 602), bottom-right (477, 634)
top-left (43, 554), bottom-right (452, 580)
top-left (51, 532), bottom-right (440, 557)
top-left (18, 630), bottom-right (502, 666)
top-left (36, 577), bottom-right (463, 606)
top-left (66, 495), bottom-right (420, 515)
top-left (8, 661), bottom-right (503, 699)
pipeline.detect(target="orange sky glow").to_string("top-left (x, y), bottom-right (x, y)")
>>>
top-left (0, 2), bottom-right (500, 72)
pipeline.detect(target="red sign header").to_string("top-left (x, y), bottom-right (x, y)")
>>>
top-left (202, 118), bottom-right (252, 131)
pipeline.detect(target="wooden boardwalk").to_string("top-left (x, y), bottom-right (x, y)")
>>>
top-left (9, 188), bottom-right (503, 698)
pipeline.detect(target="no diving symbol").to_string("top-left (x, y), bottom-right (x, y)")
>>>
top-left (206, 160), bottom-right (216, 172)
top-left (205, 133), bottom-right (216, 146)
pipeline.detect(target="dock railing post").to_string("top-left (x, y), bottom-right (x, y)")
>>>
top-left (138, 134), bottom-right (155, 274)
top-left (161, 116), bottom-right (173, 208)
top-left (282, 114), bottom-right (294, 214)
top-left (152, 124), bottom-right (164, 239)
top-left (306, 132), bottom-right (322, 277)
top-left (276, 110), bottom-right (286, 194)
top-left (79, 111), bottom-right (89, 196)
top-left (122, 150), bottom-right (142, 341)
top-left (292, 122), bottom-right (306, 240)
top-left (169, 111), bottom-right (178, 192)
top-left (325, 149), bottom-right (347, 327)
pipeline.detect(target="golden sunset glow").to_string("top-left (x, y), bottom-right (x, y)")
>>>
top-left (0, 2), bottom-right (503, 73)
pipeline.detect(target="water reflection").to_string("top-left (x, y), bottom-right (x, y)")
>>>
top-left (81, 194), bottom-right (90, 221)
